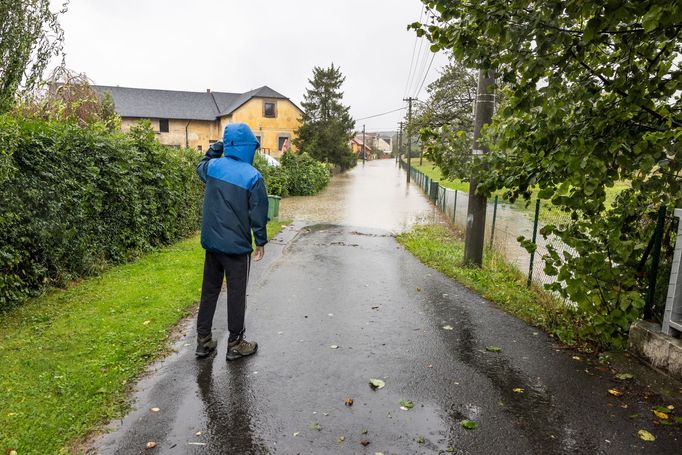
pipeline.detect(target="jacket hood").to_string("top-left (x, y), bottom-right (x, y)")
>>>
top-left (223, 123), bottom-right (260, 164)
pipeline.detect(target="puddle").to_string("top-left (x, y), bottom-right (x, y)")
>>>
top-left (279, 160), bottom-right (442, 233)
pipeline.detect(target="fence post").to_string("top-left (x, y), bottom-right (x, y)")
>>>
top-left (644, 206), bottom-right (667, 320)
top-left (527, 199), bottom-right (541, 287)
top-left (453, 190), bottom-right (458, 224)
top-left (490, 195), bottom-right (498, 249)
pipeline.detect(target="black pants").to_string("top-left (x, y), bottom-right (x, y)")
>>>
top-left (197, 251), bottom-right (250, 342)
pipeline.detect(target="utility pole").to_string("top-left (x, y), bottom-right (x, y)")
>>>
top-left (403, 97), bottom-right (415, 183)
top-left (398, 121), bottom-right (403, 164)
top-left (362, 124), bottom-right (366, 165)
top-left (463, 68), bottom-right (496, 266)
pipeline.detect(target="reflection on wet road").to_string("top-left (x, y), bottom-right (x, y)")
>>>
top-left (280, 160), bottom-right (440, 232)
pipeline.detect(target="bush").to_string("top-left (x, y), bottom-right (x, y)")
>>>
top-left (0, 117), bottom-right (203, 311)
top-left (254, 151), bottom-right (330, 197)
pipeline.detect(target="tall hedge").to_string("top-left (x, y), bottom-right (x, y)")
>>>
top-left (0, 116), bottom-right (203, 311)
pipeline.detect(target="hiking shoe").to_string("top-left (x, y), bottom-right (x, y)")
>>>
top-left (195, 334), bottom-right (217, 358)
top-left (226, 338), bottom-right (258, 361)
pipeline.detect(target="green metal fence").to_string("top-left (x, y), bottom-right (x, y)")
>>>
top-left (401, 159), bottom-right (577, 291)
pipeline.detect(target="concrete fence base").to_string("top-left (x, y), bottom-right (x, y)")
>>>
top-left (629, 320), bottom-right (682, 381)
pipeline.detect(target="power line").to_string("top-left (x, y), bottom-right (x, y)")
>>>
top-left (355, 106), bottom-right (407, 121)
top-left (410, 34), bottom-right (432, 97)
top-left (403, 5), bottom-right (425, 99)
top-left (415, 53), bottom-right (436, 99)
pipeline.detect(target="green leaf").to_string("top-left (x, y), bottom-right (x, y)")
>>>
top-left (399, 399), bottom-right (415, 410)
top-left (461, 419), bottom-right (479, 429)
top-left (642, 6), bottom-right (663, 32)
top-left (485, 346), bottom-right (502, 353)
top-left (615, 373), bottom-right (634, 380)
top-left (369, 378), bottom-right (385, 390)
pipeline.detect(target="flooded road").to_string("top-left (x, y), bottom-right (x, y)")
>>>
top-left (280, 159), bottom-right (440, 232)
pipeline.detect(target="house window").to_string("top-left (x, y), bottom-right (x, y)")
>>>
top-left (159, 118), bottom-right (169, 133)
top-left (263, 101), bottom-right (276, 118)
top-left (278, 135), bottom-right (290, 152)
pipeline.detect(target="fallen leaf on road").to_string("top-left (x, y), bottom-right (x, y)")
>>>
top-left (615, 373), bottom-right (634, 380)
top-left (417, 436), bottom-right (425, 444)
top-left (371, 306), bottom-right (380, 309)
top-left (369, 378), bottom-right (385, 390)
top-left (667, 405), bottom-right (675, 410)
top-left (337, 436), bottom-right (345, 443)
top-left (375, 453), bottom-right (385, 455)
top-left (345, 398), bottom-right (354, 406)
top-left (652, 405), bottom-right (671, 414)
top-left (442, 325), bottom-right (454, 331)
top-left (513, 388), bottom-right (524, 394)
top-left (360, 439), bottom-right (370, 446)
top-left (416, 288), bottom-right (422, 292)
top-left (292, 432), bottom-right (300, 437)
top-left (653, 410), bottom-right (669, 420)
top-left (638, 429), bottom-right (655, 441)
top-left (608, 389), bottom-right (623, 397)
top-left (572, 356), bottom-right (581, 361)
top-left (309, 422), bottom-right (322, 431)
top-left (145, 441), bottom-right (157, 449)
top-left (330, 345), bottom-right (339, 349)
top-left (461, 420), bottom-right (479, 430)
top-left (362, 429), bottom-right (369, 435)
top-left (188, 442), bottom-right (206, 446)
top-left (427, 364), bottom-right (433, 368)
top-left (150, 407), bottom-right (160, 412)
top-left (195, 432), bottom-right (202, 436)
top-left (485, 346), bottom-right (502, 353)
top-left (399, 399), bottom-right (414, 410)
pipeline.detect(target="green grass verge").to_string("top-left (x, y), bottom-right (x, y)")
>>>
top-left (0, 221), bottom-right (288, 454)
top-left (396, 224), bottom-right (580, 345)
top-left (412, 159), bottom-right (629, 221)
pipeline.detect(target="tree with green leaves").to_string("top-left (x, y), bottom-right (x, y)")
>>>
top-left (409, 58), bottom-right (478, 176)
top-left (412, 1), bottom-right (681, 348)
top-left (294, 64), bottom-right (356, 170)
top-left (0, 0), bottom-right (67, 114)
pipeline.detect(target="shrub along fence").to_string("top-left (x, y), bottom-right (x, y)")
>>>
top-left (0, 116), bottom-right (204, 311)
top-left (400, 160), bottom-right (673, 323)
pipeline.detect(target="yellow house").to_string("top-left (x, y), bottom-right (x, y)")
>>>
top-left (93, 85), bottom-right (303, 158)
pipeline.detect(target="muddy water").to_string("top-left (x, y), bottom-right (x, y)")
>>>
top-left (279, 159), bottom-right (442, 232)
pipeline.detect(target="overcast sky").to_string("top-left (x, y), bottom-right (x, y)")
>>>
top-left (53, 0), bottom-right (449, 132)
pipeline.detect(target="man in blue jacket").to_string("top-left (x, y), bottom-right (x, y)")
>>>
top-left (195, 123), bottom-right (269, 361)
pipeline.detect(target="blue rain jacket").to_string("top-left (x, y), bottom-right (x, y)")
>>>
top-left (196, 123), bottom-right (269, 254)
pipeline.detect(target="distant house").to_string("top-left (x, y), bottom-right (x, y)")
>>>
top-left (350, 137), bottom-right (373, 159)
top-left (93, 85), bottom-right (303, 156)
top-left (350, 132), bottom-right (392, 159)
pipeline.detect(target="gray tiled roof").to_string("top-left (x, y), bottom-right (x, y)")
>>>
top-left (92, 85), bottom-right (292, 121)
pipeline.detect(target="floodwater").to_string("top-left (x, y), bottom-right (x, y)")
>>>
top-left (279, 159), bottom-right (441, 232)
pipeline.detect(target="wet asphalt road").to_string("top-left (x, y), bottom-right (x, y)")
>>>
top-left (95, 222), bottom-right (681, 454)
top-left (95, 162), bottom-right (681, 454)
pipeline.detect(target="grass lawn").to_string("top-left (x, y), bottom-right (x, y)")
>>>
top-left (396, 224), bottom-right (580, 346)
top-left (412, 159), bottom-right (630, 221)
top-left (0, 221), bottom-right (287, 454)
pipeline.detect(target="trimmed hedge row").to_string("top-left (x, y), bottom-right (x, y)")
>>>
top-left (0, 117), bottom-right (203, 311)
top-left (254, 150), bottom-right (330, 197)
